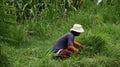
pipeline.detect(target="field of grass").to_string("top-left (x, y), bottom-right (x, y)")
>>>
top-left (0, 0), bottom-right (120, 67)
top-left (1, 17), bottom-right (120, 67)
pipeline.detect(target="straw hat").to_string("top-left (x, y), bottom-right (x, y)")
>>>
top-left (70, 24), bottom-right (84, 33)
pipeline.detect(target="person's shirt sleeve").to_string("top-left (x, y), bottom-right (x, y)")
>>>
top-left (67, 35), bottom-right (74, 46)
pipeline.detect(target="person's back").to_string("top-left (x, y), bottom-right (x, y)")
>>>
top-left (53, 32), bottom-right (74, 53)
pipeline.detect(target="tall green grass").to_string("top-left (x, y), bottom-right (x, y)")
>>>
top-left (0, 0), bottom-right (120, 67)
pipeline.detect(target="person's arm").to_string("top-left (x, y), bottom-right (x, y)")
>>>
top-left (74, 41), bottom-right (81, 47)
top-left (74, 41), bottom-right (86, 49)
top-left (67, 34), bottom-right (79, 52)
top-left (68, 46), bottom-right (78, 52)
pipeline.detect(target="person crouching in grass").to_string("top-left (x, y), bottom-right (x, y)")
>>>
top-left (53, 24), bottom-right (85, 59)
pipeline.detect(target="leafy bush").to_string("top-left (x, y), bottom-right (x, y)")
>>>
top-left (0, 0), bottom-right (28, 46)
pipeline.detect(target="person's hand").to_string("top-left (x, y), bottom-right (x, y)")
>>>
top-left (74, 48), bottom-right (79, 52)
top-left (81, 45), bottom-right (86, 49)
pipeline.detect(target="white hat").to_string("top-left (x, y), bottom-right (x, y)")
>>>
top-left (70, 24), bottom-right (84, 33)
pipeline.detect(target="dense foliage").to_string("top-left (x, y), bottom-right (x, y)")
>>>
top-left (0, 0), bottom-right (120, 67)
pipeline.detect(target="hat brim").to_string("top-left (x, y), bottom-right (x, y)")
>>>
top-left (70, 28), bottom-right (84, 33)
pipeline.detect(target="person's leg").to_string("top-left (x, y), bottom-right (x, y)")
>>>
top-left (53, 49), bottom-right (72, 59)
top-left (59, 49), bottom-right (72, 58)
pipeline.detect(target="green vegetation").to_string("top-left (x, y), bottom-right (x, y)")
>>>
top-left (0, 0), bottom-right (120, 67)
